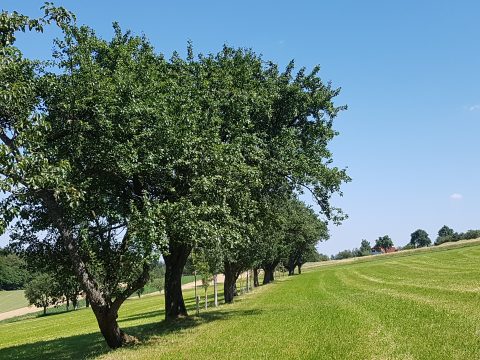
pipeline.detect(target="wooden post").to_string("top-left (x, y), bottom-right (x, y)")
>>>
top-left (214, 274), bottom-right (218, 307)
top-left (196, 295), bottom-right (200, 316)
top-left (246, 270), bottom-right (249, 292)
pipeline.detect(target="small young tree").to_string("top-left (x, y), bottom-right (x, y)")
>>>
top-left (150, 262), bottom-right (166, 294)
top-left (24, 273), bottom-right (59, 315)
top-left (151, 278), bottom-right (165, 293)
top-left (193, 250), bottom-right (213, 310)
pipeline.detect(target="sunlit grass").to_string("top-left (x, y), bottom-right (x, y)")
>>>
top-left (1, 242), bottom-right (479, 359)
top-left (0, 290), bottom-right (28, 313)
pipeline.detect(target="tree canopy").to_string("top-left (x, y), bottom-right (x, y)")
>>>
top-left (0, 5), bottom-right (349, 349)
top-left (374, 235), bottom-right (394, 251)
top-left (410, 229), bottom-right (431, 248)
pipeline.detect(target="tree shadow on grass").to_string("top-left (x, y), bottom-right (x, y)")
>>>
top-left (0, 308), bottom-right (262, 360)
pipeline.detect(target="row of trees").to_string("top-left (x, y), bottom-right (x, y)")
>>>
top-left (0, 5), bottom-right (349, 348)
top-left (332, 225), bottom-right (480, 260)
top-left (408, 225), bottom-right (480, 248)
top-left (331, 235), bottom-right (393, 260)
top-left (434, 226), bottom-right (480, 245)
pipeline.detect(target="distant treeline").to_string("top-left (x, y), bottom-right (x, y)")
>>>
top-left (434, 226), bottom-right (480, 245)
top-left (331, 225), bottom-right (480, 260)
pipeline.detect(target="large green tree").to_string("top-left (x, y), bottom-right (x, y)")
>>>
top-left (438, 225), bottom-right (454, 238)
top-left (374, 235), bottom-right (394, 251)
top-left (207, 52), bottom-right (350, 299)
top-left (1, 7), bottom-right (167, 348)
top-left (410, 229), bottom-right (431, 248)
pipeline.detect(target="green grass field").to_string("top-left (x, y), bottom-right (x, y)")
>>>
top-left (0, 290), bottom-right (28, 313)
top-left (1, 242), bottom-right (479, 359)
top-left (0, 275), bottom-right (198, 317)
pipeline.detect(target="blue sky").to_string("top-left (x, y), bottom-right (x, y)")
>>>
top-left (2, 1), bottom-right (479, 255)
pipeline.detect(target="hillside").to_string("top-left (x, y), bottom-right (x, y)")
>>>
top-left (0, 290), bottom-right (29, 314)
top-left (0, 241), bottom-right (479, 359)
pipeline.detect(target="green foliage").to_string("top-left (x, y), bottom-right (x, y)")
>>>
top-left (332, 249), bottom-right (355, 260)
top-left (374, 235), bottom-right (394, 251)
top-left (438, 225), bottom-right (454, 238)
top-left (0, 3), bottom-right (75, 47)
top-left (333, 239), bottom-right (372, 260)
top-left (304, 250), bottom-right (329, 262)
top-left (401, 243), bottom-right (416, 250)
top-left (24, 273), bottom-right (59, 314)
top-left (435, 227), bottom-right (480, 245)
top-left (359, 239), bottom-right (372, 256)
top-left (0, 249), bottom-right (30, 290)
top-left (2, 242), bottom-right (480, 359)
top-left (147, 261), bottom-right (165, 293)
top-left (192, 250), bottom-right (213, 291)
top-left (0, 3), bottom-right (349, 344)
top-left (410, 229), bottom-right (431, 248)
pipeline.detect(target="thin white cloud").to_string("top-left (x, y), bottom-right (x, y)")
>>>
top-left (450, 193), bottom-right (463, 200)
top-left (469, 104), bottom-right (480, 111)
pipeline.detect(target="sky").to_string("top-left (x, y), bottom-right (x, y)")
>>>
top-left (1, 0), bottom-right (479, 255)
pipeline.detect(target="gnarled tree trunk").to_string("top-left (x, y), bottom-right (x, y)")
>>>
top-left (164, 242), bottom-right (191, 320)
top-left (91, 303), bottom-right (136, 349)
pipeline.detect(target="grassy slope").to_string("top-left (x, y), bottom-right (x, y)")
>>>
top-left (0, 290), bottom-right (28, 313)
top-left (0, 275), bottom-right (198, 316)
top-left (0, 242), bottom-right (479, 359)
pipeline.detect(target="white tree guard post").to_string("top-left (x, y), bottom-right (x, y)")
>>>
top-left (214, 274), bottom-right (218, 307)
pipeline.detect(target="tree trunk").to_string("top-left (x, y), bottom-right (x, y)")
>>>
top-left (263, 264), bottom-right (277, 284)
top-left (288, 258), bottom-right (295, 276)
top-left (297, 263), bottom-right (302, 274)
top-left (214, 274), bottom-right (218, 307)
top-left (224, 262), bottom-right (239, 304)
top-left (263, 268), bottom-right (273, 284)
top-left (263, 260), bottom-right (280, 285)
top-left (91, 304), bottom-right (135, 349)
top-left (43, 305), bottom-right (47, 316)
top-left (253, 268), bottom-right (259, 287)
top-left (66, 297), bottom-right (70, 311)
top-left (42, 191), bottom-right (146, 348)
top-left (86, 295), bottom-right (90, 308)
top-left (164, 243), bottom-right (191, 320)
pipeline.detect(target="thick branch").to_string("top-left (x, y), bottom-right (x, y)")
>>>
top-left (112, 262), bottom-right (150, 312)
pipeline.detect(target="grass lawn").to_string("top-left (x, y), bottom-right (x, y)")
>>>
top-left (181, 275), bottom-right (197, 285)
top-left (0, 290), bottom-right (28, 313)
top-left (1, 241), bottom-right (479, 359)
